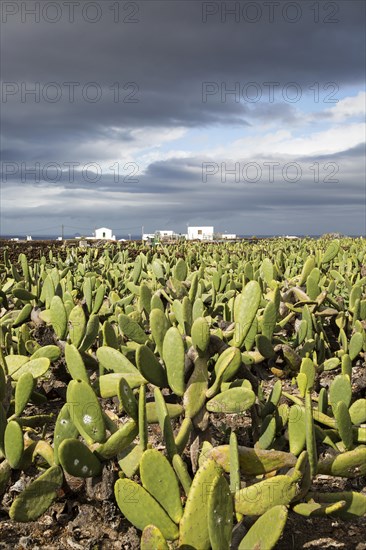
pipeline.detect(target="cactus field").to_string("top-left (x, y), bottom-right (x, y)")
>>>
top-left (0, 237), bottom-right (365, 549)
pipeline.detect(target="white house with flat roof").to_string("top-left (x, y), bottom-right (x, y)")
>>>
top-left (93, 227), bottom-right (116, 240)
top-left (187, 226), bottom-right (214, 241)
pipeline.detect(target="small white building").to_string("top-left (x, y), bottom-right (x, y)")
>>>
top-left (142, 233), bottom-right (156, 241)
top-left (142, 230), bottom-right (176, 242)
top-left (187, 226), bottom-right (214, 241)
top-left (156, 230), bottom-right (174, 238)
top-left (220, 233), bottom-right (236, 240)
top-left (94, 227), bottom-right (116, 240)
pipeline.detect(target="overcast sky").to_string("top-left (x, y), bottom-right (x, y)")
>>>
top-left (1, 0), bottom-right (365, 237)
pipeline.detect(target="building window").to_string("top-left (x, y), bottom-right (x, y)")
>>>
top-left (198, 229), bottom-right (202, 235)
top-left (103, 232), bottom-right (106, 238)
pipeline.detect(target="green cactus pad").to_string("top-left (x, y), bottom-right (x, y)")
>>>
top-left (349, 399), bottom-right (366, 425)
top-left (9, 465), bottom-right (63, 522)
top-left (208, 474), bottom-right (233, 550)
top-left (114, 478), bottom-right (179, 540)
top-left (12, 288), bottom-right (37, 301)
top-left (183, 357), bottom-right (208, 419)
top-left (145, 402), bottom-right (184, 424)
top-left (118, 443), bottom-right (144, 477)
top-left (209, 445), bottom-right (297, 475)
top-left (141, 525), bottom-right (168, 550)
top-left (118, 377), bottom-right (138, 420)
top-left (305, 390), bottom-right (317, 478)
top-left (262, 300), bottom-right (277, 340)
top-left (191, 317), bottom-right (210, 355)
top-left (258, 415), bottom-right (277, 450)
top-left (335, 401), bottom-right (353, 450)
top-left (162, 327), bottom-right (185, 396)
top-left (8, 356), bottom-right (50, 381)
top-left (139, 384), bottom-right (148, 451)
top-left (136, 344), bottom-right (168, 387)
top-left (14, 372), bottom-right (35, 417)
top-left (207, 347), bottom-right (241, 398)
top-left (172, 453), bottom-right (192, 495)
top-left (118, 313), bottom-right (147, 344)
top-left (102, 320), bottom-right (119, 348)
top-left (300, 358), bottom-right (316, 392)
top-left (321, 240), bottom-right (340, 264)
top-left (66, 379), bottom-right (106, 444)
top-left (13, 304), bottom-right (32, 327)
top-left (65, 343), bottom-right (89, 383)
top-left (50, 295), bottom-right (68, 339)
top-left (5, 355), bottom-right (29, 376)
top-left (329, 374), bottom-right (352, 411)
top-left (68, 305), bottom-right (86, 348)
top-left (235, 471), bottom-right (302, 515)
top-left (306, 491), bottom-right (366, 519)
top-left (288, 405), bottom-right (306, 455)
top-left (79, 314), bottom-right (100, 352)
top-left (174, 258), bottom-right (188, 281)
top-left (92, 283), bottom-right (106, 314)
top-left (238, 504), bottom-right (288, 550)
top-left (299, 256), bottom-right (315, 286)
top-left (140, 449), bottom-right (183, 523)
top-left (229, 431), bottom-right (240, 493)
top-left (94, 420), bottom-right (138, 459)
top-left (4, 420), bottom-right (24, 468)
top-left (262, 379), bottom-right (282, 417)
top-left (293, 500), bottom-right (346, 517)
top-left (317, 446), bottom-right (366, 477)
top-left (99, 372), bottom-right (147, 397)
top-left (150, 308), bottom-right (170, 357)
top-left (206, 387), bottom-right (255, 414)
top-left (59, 438), bottom-right (102, 477)
top-left (54, 403), bottom-right (79, 464)
top-left (154, 388), bottom-right (177, 459)
top-left (30, 345), bottom-right (61, 362)
top-left (96, 346), bottom-right (142, 375)
top-left (175, 417), bottom-right (192, 455)
top-left (233, 281), bottom-right (261, 348)
top-left (179, 458), bottom-right (222, 550)
top-left (0, 460), bottom-right (11, 496)
top-left (349, 332), bottom-right (364, 361)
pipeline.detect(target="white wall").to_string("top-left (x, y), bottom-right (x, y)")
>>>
top-left (142, 233), bottom-right (155, 241)
top-left (95, 227), bottom-right (113, 240)
top-left (187, 226), bottom-right (214, 240)
top-left (156, 230), bottom-right (174, 237)
top-left (221, 233), bottom-right (236, 239)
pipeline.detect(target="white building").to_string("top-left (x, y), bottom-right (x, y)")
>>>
top-left (219, 233), bottom-right (236, 240)
top-left (142, 233), bottom-right (155, 241)
top-left (187, 226), bottom-right (214, 241)
top-left (142, 230), bottom-right (176, 242)
top-left (156, 230), bottom-right (174, 238)
top-left (93, 227), bottom-right (116, 240)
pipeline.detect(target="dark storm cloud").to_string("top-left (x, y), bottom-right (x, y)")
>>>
top-left (1, 0), bottom-right (365, 133)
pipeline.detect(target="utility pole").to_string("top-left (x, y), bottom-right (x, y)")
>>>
top-left (61, 224), bottom-right (64, 240)
top-left (141, 226), bottom-right (144, 241)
